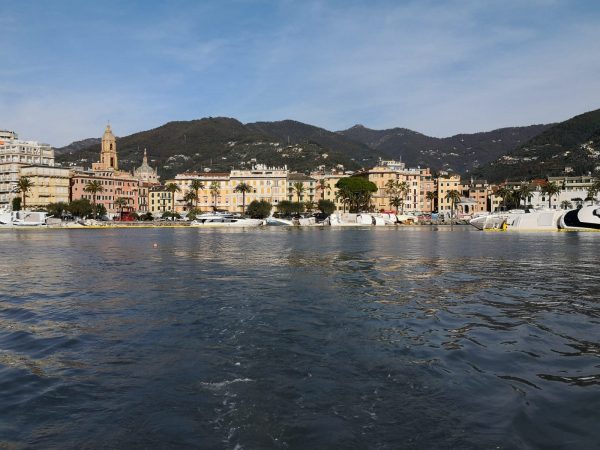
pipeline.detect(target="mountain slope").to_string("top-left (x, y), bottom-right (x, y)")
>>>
top-left (56, 117), bottom-right (369, 178)
top-left (474, 108), bottom-right (600, 181)
top-left (56, 117), bottom-right (553, 179)
top-left (54, 138), bottom-right (101, 155)
top-left (339, 124), bottom-right (552, 173)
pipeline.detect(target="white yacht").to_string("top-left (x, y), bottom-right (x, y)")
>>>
top-left (0, 211), bottom-right (48, 227)
top-left (327, 213), bottom-right (387, 226)
top-left (470, 209), bottom-right (564, 232)
top-left (189, 213), bottom-right (264, 227)
top-left (469, 210), bottom-right (525, 231)
top-left (559, 206), bottom-right (600, 231)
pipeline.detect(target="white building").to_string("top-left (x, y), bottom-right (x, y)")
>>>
top-left (530, 175), bottom-right (598, 209)
top-left (0, 130), bottom-right (55, 208)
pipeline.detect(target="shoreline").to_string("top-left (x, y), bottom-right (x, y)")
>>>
top-left (0, 222), bottom-right (471, 230)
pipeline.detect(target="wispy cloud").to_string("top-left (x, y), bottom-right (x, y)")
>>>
top-left (1, 0), bottom-right (599, 145)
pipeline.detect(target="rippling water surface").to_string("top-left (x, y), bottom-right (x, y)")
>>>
top-left (0, 227), bottom-right (599, 449)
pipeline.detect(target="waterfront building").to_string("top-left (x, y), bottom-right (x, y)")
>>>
top-left (310, 170), bottom-right (350, 211)
top-left (230, 164), bottom-right (288, 211)
top-left (356, 160), bottom-right (429, 213)
top-left (171, 172), bottom-right (232, 212)
top-left (287, 173), bottom-right (317, 203)
top-left (0, 130), bottom-right (54, 208)
top-left (71, 170), bottom-right (141, 215)
top-left (148, 185), bottom-right (174, 215)
top-left (18, 166), bottom-right (71, 208)
top-left (531, 175), bottom-right (599, 209)
top-left (170, 165), bottom-right (289, 213)
top-left (70, 125), bottom-right (142, 215)
top-left (436, 173), bottom-right (462, 213)
top-left (459, 179), bottom-right (491, 215)
top-left (419, 170), bottom-right (436, 212)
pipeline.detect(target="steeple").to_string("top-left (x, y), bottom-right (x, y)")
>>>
top-left (100, 123), bottom-right (118, 170)
top-left (143, 148), bottom-right (148, 165)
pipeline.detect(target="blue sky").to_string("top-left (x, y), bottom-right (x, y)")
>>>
top-left (1, 0), bottom-right (600, 146)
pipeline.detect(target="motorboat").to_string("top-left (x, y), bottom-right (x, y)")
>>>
top-left (266, 216), bottom-right (294, 226)
top-left (327, 213), bottom-right (386, 226)
top-left (190, 213), bottom-right (264, 227)
top-left (470, 209), bottom-right (564, 232)
top-left (504, 209), bottom-right (564, 231)
top-left (292, 216), bottom-right (316, 226)
top-left (559, 206), bottom-right (600, 231)
top-left (469, 210), bottom-right (525, 231)
top-left (0, 211), bottom-right (48, 227)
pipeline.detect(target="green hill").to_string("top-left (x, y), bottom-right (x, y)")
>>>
top-left (474, 108), bottom-right (600, 181)
top-left (339, 124), bottom-right (552, 173)
top-left (56, 117), bottom-right (553, 179)
top-left (56, 117), bottom-right (372, 179)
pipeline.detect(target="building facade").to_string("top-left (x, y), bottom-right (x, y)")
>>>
top-left (19, 166), bottom-right (71, 208)
top-left (287, 173), bottom-right (317, 203)
top-left (70, 125), bottom-right (143, 215)
top-left (357, 160), bottom-right (432, 213)
top-left (436, 174), bottom-right (462, 213)
top-left (0, 130), bottom-right (54, 208)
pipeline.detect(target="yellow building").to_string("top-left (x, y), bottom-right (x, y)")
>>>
top-left (19, 166), bottom-right (71, 208)
top-left (356, 160), bottom-right (429, 213)
top-left (172, 172), bottom-right (232, 212)
top-left (436, 173), bottom-right (462, 213)
top-left (287, 173), bottom-right (317, 203)
top-left (310, 171), bottom-right (350, 211)
top-left (230, 165), bottom-right (288, 211)
top-left (148, 185), bottom-right (174, 215)
top-left (171, 165), bottom-right (289, 213)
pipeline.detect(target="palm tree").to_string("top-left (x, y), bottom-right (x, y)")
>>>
top-left (234, 182), bottom-right (252, 215)
top-left (114, 197), bottom-right (129, 220)
top-left (425, 191), bottom-right (437, 212)
top-left (397, 181), bottom-right (409, 214)
top-left (445, 189), bottom-right (461, 222)
top-left (518, 183), bottom-right (534, 209)
top-left (385, 179), bottom-right (399, 210)
top-left (587, 180), bottom-right (600, 205)
top-left (560, 200), bottom-right (573, 210)
top-left (165, 182), bottom-right (181, 219)
top-left (495, 186), bottom-right (511, 211)
top-left (390, 196), bottom-right (402, 214)
top-left (293, 182), bottom-right (306, 203)
top-left (209, 181), bottom-right (220, 211)
top-left (16, 176), bottom-right (34, 210)
top-left (304, 200), bottom-right (316, 213)
top-left (190, 179), bottom-right (204, 208)
top-left (542, 182), bottom-right (561, 209)
top-left (317, 179), bottom-right (329, 199)
top-left (335, 186), bottom-right (352, 213)
top-left (84, 180), bottom-right (104, 219)
top-left (183, 190), bottom-right (198, 210)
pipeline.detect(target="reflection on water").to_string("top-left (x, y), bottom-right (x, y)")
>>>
top-left (0, 227), bottom-right (599, 448)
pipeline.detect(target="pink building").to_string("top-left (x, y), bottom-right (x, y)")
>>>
top-left (71, 170), bottom-right (141, 215)
top-left (69, 124), bottom-right (143, 215)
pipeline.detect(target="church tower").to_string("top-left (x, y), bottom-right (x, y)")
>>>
top-left (100, 124), bottom-right (118, 170)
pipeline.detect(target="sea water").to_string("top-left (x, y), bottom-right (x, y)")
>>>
top-left (0, 227), bottom-right (598, 448)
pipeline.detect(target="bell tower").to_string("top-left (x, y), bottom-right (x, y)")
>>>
top-left (100, 123), bottom-right (118, 170)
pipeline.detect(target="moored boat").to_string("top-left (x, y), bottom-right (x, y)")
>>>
top-left (0, 211), bottom-right (48, 227)
top-left (559, 206), bottom-right (600, 231)
top-left (190, 213), bottom-right (264, 227)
